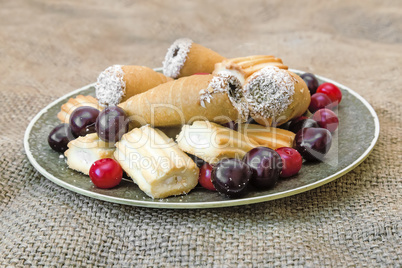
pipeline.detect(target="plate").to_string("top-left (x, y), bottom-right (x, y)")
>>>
top-left (24, 69), bottom-right (379, 209)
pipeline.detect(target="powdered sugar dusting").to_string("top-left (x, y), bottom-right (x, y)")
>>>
top-left (163, 38), bottom-right (193, 79)
top-left (244, 66), bottom-right (297, 119)
top-left (199, 71), bottom-right (249, 122)
top-left (95, 65), bottom-right (126, 106)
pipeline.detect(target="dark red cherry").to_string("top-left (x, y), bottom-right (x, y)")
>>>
top-left (288, 116), bottom-right (319, 134)
top-left (70, 106), bottom-right (99, 137)
top-left (309, 93), bottom-right (333, 113)
top-left (96, 106), bottom-right (129, 142)
top-left (301, 73), bottom-right (319, 95)
top-left (312, 109), bottom-right (339, 133)
top-left (242, 147), bottom-right (282, 189)
top-left (294, 127), bottom-right (332, 162)
top-left (211, 158), bottom-right (252, 197)
top-left (48, 124), bottom-right (76, 153)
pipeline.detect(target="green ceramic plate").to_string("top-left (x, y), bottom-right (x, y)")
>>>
top-left (24, 69), bottom-right (379, 209)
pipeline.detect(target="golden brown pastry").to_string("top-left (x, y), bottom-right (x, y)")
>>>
top-left (64, 133), bottom-right (115, 175)
top-left (213, 55), bottom-right (288, 84)
top-left (243, 66), bottom-right (310, 126)
top-left (95, 65), bottom-right (172, 106)
top-left (176, 121), bottom-right (259, 164)
top-left (57, 95), bottom-right (101, 124)
top-left (237, 123), bottom-right (295, 150)
top-left (163, 38), bottom-right (226, 79)
top-left (119, 72), bottom-right (249, 128)
top-left (114, 125), bottom-right (199, 199)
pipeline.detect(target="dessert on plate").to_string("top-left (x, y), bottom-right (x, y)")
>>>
top-left (48, 38), bottom-right (339, 199)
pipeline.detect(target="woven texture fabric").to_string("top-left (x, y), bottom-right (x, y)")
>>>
top-left (1, 0), bottom-right (401, 266)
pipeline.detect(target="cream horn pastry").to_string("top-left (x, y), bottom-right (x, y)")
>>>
top-left (114, 125), bottom-right (199, 199)
top-left (237, 123), bottom-right (295, 150)
top-left (176, 121), bottom-right (259, 164)
top-left (58, 95), bottom-right (102, 124)
top-left (64, 133), bottom-right (115, 175)
top-left (119, 72), bottom-right (249, 128)
top-left (163, 38), bottom-right (226, 79)
top-left (95, 65), bottom-right (172, 106)
top-left (213, 55), bottom-right (288, 84)
top-left (243, 66), bottom-right (310, 126)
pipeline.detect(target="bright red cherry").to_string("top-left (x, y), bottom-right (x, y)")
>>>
top-left (275, 147), bottom-right (302, 178)
top-left (198, 163), bottom-right (216, 191)
top-left (89, 158), bottom-right (123, 189)
top-left (312, 109), bottom-right (339, 133)
top-left (317, 82), bottom-right (342, 105)
top-left (309, 93), bottom-right (333, 113)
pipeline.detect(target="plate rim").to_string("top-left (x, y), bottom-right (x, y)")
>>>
top-left (24, 68), bottom-right (380, 209)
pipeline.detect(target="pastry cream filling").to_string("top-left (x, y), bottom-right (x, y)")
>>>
top-left (244, 66), bottom-right (296, 119)
top-left (162, 38), bottom-right (193, 79)
top-left (188, 133), bottom-right (209, 149)
top-left (66, 147), bottom-right (98, 174)
top-left (77, 150), bottom-right (94, 165)
top-left (95, 65), bottom-right (126, 106)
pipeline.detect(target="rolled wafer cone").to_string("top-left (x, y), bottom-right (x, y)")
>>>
top-left (57, 95), bottom-right (102, 124)
top-left (243, 66), bottom-right (310, 127)
top-left (213, 55), bottom-right (288, 84)
top-left (163, 38), bottom-right (226, 79)
top-left (119, 72), bottom-right (249, 128)
top-left (237, 123), bottom-right (295, 150)
top-left (177, 121), bottom-right (259, 164)
top-left (95, 65), bottom-right (172, 106)
top-left (114, 125), bottom-right (199, 198)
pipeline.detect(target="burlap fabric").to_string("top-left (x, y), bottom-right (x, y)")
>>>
top-left (1, 0), bottom-right (401, 266)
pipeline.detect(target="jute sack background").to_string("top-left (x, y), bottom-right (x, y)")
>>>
top-left (0, 0), bottom-right (401, 266)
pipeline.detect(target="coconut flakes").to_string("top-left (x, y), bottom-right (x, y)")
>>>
top-left (162, 38), bottom-right (193, 79)
top-left (95, 65), bottom-right (126, 106)
top-left (199, 71), bottom-right (249, 122)
top-left (244, 66), bottom-right (297, 119)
